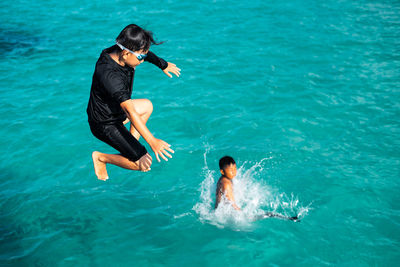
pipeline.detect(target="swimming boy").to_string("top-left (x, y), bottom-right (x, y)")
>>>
top-left (215, 156), bottom-right (240, 210)
top-left (215, 156), bottom-right (299, 221)
top-left (87, 24), bottom-right (180, 181)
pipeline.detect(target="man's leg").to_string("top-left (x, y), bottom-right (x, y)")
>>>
top-left (130, 99), bottom-right (153, 140)
top-left (91, 100), bottom-right (153, 180)
top-left (92, 152), bottom-right (152, 181)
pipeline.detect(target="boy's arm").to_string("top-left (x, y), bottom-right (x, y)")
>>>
top-left (120, 99), bottom-right (174, 162)
top-left (222, 181), bottom-right (240, 210)
top-left (144, 51), bottom-right (168, 69)
top-left (145, 51), bottom-right (181, 78)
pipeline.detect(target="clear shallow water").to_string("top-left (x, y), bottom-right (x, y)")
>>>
top-left (1, 0), bottom-right (399, 265)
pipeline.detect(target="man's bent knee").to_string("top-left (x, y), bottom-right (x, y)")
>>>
top-left (137, 153), bottom-right (152, 171)
top-left (131, 99), bottom-right (153, 116)
top-left (144, 99), bottom-right (153, 114)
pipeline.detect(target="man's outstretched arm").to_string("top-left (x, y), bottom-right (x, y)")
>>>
top-left (145, 51), bottom-right (181, 78)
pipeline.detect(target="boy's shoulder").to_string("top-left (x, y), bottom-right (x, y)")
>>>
top-left (217, 177), bottom-right (232, 187)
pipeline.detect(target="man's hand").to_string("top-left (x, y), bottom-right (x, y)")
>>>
top-left (149, 138), bottom-right (174, 162)
top-left (163, 62), bottom-right (181, 78)
top-left (138, 153), bottom-right (153, 172)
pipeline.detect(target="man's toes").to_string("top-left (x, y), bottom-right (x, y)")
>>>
top-left (98, 176), bottom-right (109, 181)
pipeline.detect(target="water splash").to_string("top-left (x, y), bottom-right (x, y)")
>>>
top-left (192, 149), bottom-right (310, 228)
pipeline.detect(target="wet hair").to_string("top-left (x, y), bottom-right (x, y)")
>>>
top-left (219, 156), bottom-right (236, 170)
top-left (115, 24), bottom-right (163, 52)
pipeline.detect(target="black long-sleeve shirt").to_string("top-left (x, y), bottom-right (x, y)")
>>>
top-left (87, 45), bottom-right (167, 124)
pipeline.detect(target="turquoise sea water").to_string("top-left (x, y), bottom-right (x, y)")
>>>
top-left (1, 0), bottom-right (400, 265)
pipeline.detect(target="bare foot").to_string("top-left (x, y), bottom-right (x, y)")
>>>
top-left (92, 151), bottom-right (109, 181)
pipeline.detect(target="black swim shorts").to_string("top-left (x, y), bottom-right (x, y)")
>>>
top-left (89, 122), bottom-right (147, 162)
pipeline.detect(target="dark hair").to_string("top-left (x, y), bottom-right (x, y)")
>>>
top-left (115, 24), bottom-right (163, 52)
top-left (219, 156), bottom-right (236, 170)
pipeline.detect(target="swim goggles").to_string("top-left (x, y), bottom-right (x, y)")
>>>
top-left (116, 42), bottom-right (147, 60)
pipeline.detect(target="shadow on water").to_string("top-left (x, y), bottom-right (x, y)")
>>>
top-left (0, 168), bottom-right (99, 265)
top-left (0, 168), bottom-right (29, 264)
top-left (0, 28), bottom-right (41, 57)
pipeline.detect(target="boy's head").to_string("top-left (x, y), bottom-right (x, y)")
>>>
top-left (219, 156), bottom-right (237, 179)
top-left (116, 24), bottom-right (160, 52)
top-left (115, 24), bottom-right (163, 67)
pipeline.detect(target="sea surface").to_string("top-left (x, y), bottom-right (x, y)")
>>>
top-left (1, 0), bottom-right (399, 266)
